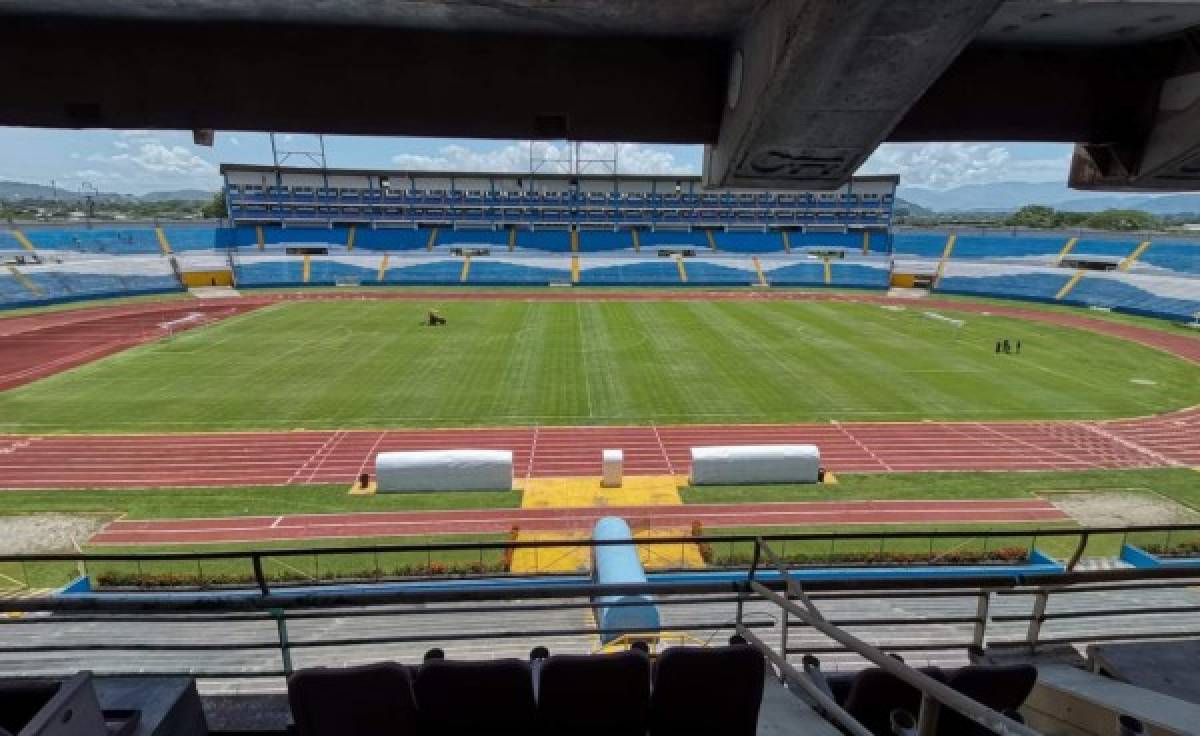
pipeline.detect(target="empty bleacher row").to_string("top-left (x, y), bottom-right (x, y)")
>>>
top-left (937, 261), bottom-right (1200, 319)
top-left (0, 226), bottom-right (1195, 320)
top-left (231, 253), bottom-right (894, 289)
top-left (287, 645), bottom-right (1039, 736)
top-left (290, 645), bottom-right (765, 736)
top-left (3, 225), bottom-right (894, 255)
top-left (7, 226), bottom-right (1198, 276)
top-left (226, 187), bottom-right (894, 229)
top-left (893, 230), bottom-right (1200, 275)
top-left (0, 256), bottom-right (182, 308)
top-left (4, 226), bottom-right (227, 254)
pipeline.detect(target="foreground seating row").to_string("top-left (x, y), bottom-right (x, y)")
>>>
top-left (818, 660), bottom-right (1038, 736)
top-left (288, 644), bottom-right (765, 736)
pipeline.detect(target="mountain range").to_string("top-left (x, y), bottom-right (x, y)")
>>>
top-left (898, 181), bottom-right (1200, 215)
top-left (0, 180), bottom-right (214, 203)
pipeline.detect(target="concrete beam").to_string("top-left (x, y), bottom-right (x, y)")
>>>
top-left (703, 0), bottom-right (1003, 190)
top-left (1070, 31), bottom-right (1200, 191)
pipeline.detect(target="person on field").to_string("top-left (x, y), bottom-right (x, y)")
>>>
top-left (995, 340), bottom-right (1002, 354)
top-left (1016, 340), bottom-right (1022, 354)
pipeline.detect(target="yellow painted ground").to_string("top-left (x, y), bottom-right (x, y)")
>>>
top-left (347, 480), bottom-right (378, 496)
top-left (521, 474), bottom-right (689, 509)
top-left (512, 474), bottom-right (706, 573)
top-left (510, 528), bottom-right (706, 574)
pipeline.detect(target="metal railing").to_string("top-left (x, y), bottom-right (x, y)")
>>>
top-left (739, 538), bottom-right (1200, 736)
top-left (5, 523), bottom-right (1197, 594)
top-left (2, 525), bottom-right (1200, 735)
top-left (0, 541), bottom-right (1199, 734)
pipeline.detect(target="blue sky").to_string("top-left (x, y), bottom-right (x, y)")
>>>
top-left (0, 127), bottom-right (1075, 195)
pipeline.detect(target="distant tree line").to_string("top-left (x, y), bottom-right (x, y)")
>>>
top-left (2, 196), bottom-right (218, 223)
top-left (895, 202), bottom-right (1191, 232)
top-left (1004, 205), bottom-right (1160, 231)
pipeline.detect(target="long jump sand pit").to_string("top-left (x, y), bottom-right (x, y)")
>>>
top-left (0, 514), bottom-right (107, 554)
top-left (1045, 490), bottom-right (1200, 527)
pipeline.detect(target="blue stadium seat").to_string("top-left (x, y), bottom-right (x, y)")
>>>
top-left (0, 257), bottom-right (184, 309)
top-left (577, 230), bottom-right (634, 252)
top-left (891, 232), bottom-right (950, 257)
top-left (467, 259), bottom-right (571, 284)
top-left (831, 262), bottom-right (890, 288)
top-left (307, 259), bottom-right (377, 285)
top-left (684, 259), bottom-right (759, 284)
top-left (383, 259), bottom-right (463, 284)
top-left (234, 258), bottom-right (305, 286)
top-left (1137, 241), bottom-right (1200, 275)
top-left (517, 230), bottom-right (572, 252)
top-left (578, 259), bottom-right (682, 285)
top-left (1068, 273), bottom-right (1200, 319)
top-left (761, 260), bottom-right (826, 286)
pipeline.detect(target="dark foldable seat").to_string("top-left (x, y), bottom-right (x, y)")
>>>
top-left (841, 666), bottom-right (947, 736)
top-left (536, 650), bottom-right (650, 736)
top-left (288, 662), bottom-right (418, 736)
top-left (937, 664), bottom-right (1038, 736)
top-left (414, 658), bottom-right (536, 736)
top-left (649, 644), bottom-right (765, 736)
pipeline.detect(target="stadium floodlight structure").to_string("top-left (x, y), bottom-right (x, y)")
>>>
top-left (528, 140), bottom-right (619, 177)
top-left (269, 132), bottom-right (328, 189)
top-left (5, 1), bottom-right (1200, 192)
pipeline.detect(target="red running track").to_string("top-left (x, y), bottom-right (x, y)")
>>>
top-left (0, 300), bottom-right (263, 390)
top-left (0, 410), bottom-right (1197, 489)
top-left (90, 499), bottom-right (1069, 544)
top-left (0, 290), bottom-right (1197, 488)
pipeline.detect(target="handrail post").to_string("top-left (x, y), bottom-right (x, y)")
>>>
top-left (972, 591), bottom-right (990, 651)
top-left (779, 605), bottom-right (789, 682)
top-left (1067, 531), bottom-right (1091, 572)
top-left (252, 554), bottom-right (269, 596)
top-left (1026, 589), bottom-right (1050, 651)
top-left (738, 538), bottom-right (764, 628)
top-left (272, 608), bottom-right (293, 676)
top-left (916, 693), bottom-right (941, 736)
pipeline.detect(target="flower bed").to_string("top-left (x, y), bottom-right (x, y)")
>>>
top-left (705, 546), bottom-right (1031, 568)
top-left (1139, 541), bottom-right (1200, 558)
top-left (94, 560), bottom-right (509, 590)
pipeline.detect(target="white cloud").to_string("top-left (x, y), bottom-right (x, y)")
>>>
top-left (72, 141), bottom-right (220, 191)
top-left (858, 143), bottom-right (1070, 190)
top-left (112, 141), bottom-right (129, 150)
top-left (110, 142), bottom-right (217, 177)
top-left (69, 152), bottom-right (81, 159)
top-left (69, 168), bottom-right (129, 183)
top-left (391, 142), bottom-right (695, 176)
top-left (229, 136), bottom-right (241, 146)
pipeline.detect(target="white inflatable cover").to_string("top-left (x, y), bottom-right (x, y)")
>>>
top-left (689, 445), bottom-right (820, 485)
top-left (601, 448), bottom-right (623, 488)
top-left (376, 450), bottom-right (513, 492)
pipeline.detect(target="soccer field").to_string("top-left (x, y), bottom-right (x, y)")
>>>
top-left (1, 299), bottom-right (1198, 432)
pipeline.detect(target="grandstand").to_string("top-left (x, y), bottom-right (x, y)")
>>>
top-left (6, 217), bottom-right (1198, 318)
top-left (219, 166), bottom-right (898, 237)
top-left (2, 167), bottom-right (1195, 321)
top-left (890, 228), bottom-right (1200, 321)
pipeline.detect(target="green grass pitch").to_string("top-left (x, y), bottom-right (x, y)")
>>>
top-left (1, 299), bottom-right (1198, 432)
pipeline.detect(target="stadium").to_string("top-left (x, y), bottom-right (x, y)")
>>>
top-left (2, 2), bottom-right (1200, 735)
